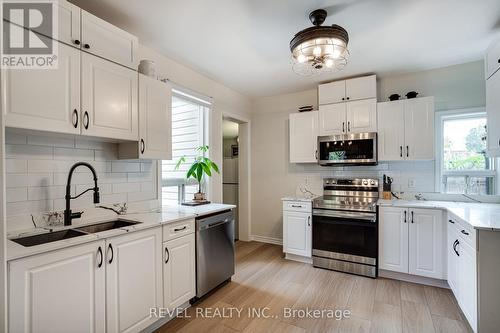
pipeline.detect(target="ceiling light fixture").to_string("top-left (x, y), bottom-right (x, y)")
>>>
top-left (290, 9), bottom-right (349, 76)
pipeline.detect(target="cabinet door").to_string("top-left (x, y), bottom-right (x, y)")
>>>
top-left (377, 101), bottom-right (405, 161)
top-left (283, 211), bottom-right (311, 257)
top-left (485, 38), bottom-right (500, 79)
top-left (318, 80), bottom-right (346, 105)
top-left (289, 111), bottom-right (318, 163)
top-left (379, 207), bottom-right (408, 273)
top-left (345, 75), bottom-right (376, 101)
top-left (408, 209), bottom-right (444, 279)
top-left (139, 75), bottom-right (172, 159)
top-left (404, 96), bottom-right (435, 160)
top-left (346, 98), bottom-right (377, 133)
top-left (447, 221), bottom-right (460, 295)
top-left (106, 227), bottom-right (163, 333)
top-left (81, 10), bottom-right (138, 69)
top-left (2, 42), bottom-right (80, 134)
top-left (54, 0), bottom-right (81, 46)
top-left (319, 103), bottom-right (346, 135)
top-left (164, 233), bottom-right (196, 310)
top-left (486, 71), bottom-right (500, 157)
top-left (82, 52), bottom-right (138, 141)
top-left (458, 241), bottom-right (477, 332)
top-left (9, 241), bottom-right (106, 333)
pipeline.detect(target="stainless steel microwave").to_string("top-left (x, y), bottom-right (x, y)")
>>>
top-left (318, 132), bottom-right (377, 166)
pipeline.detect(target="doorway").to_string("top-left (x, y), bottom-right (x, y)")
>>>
top-left (222, 119), bottom-right (240, 240)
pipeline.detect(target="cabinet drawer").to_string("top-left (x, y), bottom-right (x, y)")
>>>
top-left (163, 218), bottom-right (195, 241)
top-left (448, 214), bottom-right (476, 249)
top-left (283, 201), bottom-right (312, 212)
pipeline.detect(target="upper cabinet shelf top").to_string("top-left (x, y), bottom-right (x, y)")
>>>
top-left (318, 75), bottom-right (376, 105)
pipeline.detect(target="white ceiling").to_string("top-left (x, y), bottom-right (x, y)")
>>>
top-left (70, 0), bottom-right (500, 97)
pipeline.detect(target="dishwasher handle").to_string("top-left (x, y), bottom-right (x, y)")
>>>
top-left (196, 210), bottom-right (234, 231)
top-left (200, 218), bottom-right (232, 231)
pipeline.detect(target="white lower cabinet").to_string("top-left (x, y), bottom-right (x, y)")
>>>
top-left (106, 227), bottom-right (163, 333)
top-left (283, 201), bottom-right (312, 258)
top-left (379, 207), bottom-right (444, 279)
top-left (163, 233), bottom-right (196, 309)
top-left (9, 240), bottom-right (106, 333)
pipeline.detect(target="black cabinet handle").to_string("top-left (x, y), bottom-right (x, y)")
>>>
top-left (74, 39), bottom-right (80, 45)
top-left (498, 59), bottom-right (500, 63)
top-left (404, 211), bottom-right (407, 223)
top-left (406, 146), bottom-right (409, 157)
top-left (72, 109), bottom-right (78, 128)
top-left (346, 97), bottom-right (350, 100)
top-left (461, 230), bottom-right (470, 236)
top-left (342, 97), bottom-right (345, 101)
top-left (291, 205), bottom-right (303, 208)
top-left (307, 216), bottom-right (311, 227)
top-left (498, 139), bottom-right (500, 147)
top-left (342, 122), bottom-right (345, 132)
top-left (400, 146), bottom-right (403, 158)
top-left (453, 239), bottom-right (460, 256)
top-left (174, 226), bottom-right (187, 232)
top-left (140, 139), bottom-right (145, 154)
top-left (83, 111), bottom-right (89, 129)
top-left (448, 219), bottom-right (455, 224)
top-left (108, 244), bottom-right (114, 264)
top-left (165, 247), bottom-right (170, 264)
top-left (347, 121), bottom-right (350, 132)
top-left (84, 43), bottom-right (90, 49)
top-left (411, 211), bottom-right (414, 223)
top-left (97, 246), bottom-right (103, 268)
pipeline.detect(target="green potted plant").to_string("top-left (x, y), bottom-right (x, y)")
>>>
top-left (175, 145), bottom-right (220, 202)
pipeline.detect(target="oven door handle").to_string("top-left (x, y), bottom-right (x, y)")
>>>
top-left (313, 209), bottom-right (376, 222)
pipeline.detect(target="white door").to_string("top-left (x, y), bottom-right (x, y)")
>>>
top-left (81, 10), bottom-right (138, 68)
top-left (345, 98), bottom-right (377, 133)
top-left (319, 103), bottom-right (346, 135)
top-left (404, 97), bottom-right (435, 160)
top-left (9, 241), bottom-right (106, 333)
top-left (377, 100), bottom-right (405, 161)
top-left (318, 80), bottom-right (345, 105)
top-left (345, 75), bottom-right (376, 101)
top-left (447, 222), bottom-right (460, 295)
top-left (408, 209), bottom-right (444, 279)
top-left (139, 75), bottom-right (172, 159)
top-left (283, 211), bottom-right (311, 257)
top-left (2, 41), bottom-right (81, 134)
top-left (486, 71), bottom-right (500, 157)
top-left (289, 111), bottom-right (318, 163)
top-left (106, 227), bottom-right (163, 333)
top-left (163, 234), bottom-right (196, 310)
top-left (81, 52), bottom-right (138, 141)
top-left (379, 207), bottom-right (409, 273)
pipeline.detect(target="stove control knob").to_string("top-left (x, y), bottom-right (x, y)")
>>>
top-left (370, 180), bottom-right (376, 185)
top-left (363, 180), bottom-right (368, 185)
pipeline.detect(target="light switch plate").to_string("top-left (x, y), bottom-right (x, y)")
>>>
top-left (408, 179), bottom-right (416, 188)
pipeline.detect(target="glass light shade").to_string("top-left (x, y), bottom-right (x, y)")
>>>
top-left (291, 37), bottom-right (349, 76)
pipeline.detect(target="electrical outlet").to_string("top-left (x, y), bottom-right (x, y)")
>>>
top-left (408, 179), bottom-right (416, 188)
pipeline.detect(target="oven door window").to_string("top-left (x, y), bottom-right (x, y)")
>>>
top-left (312, 214), bottom-right (377, 259)
top-left (319, 139), bottom-right (374, 161)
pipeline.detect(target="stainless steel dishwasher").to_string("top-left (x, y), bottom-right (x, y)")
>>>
top-left (195, 210), bottom-right (235, 298)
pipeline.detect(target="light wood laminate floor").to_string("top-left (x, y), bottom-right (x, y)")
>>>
top-left (156, 242), bottom-right (471, 333)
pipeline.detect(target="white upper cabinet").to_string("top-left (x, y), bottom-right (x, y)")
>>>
top-left (55, 0), bottom-right (82, 46)
top-left (81, 52), bottom-right (138, 141)
top-left (346, 99), bottom-right (377, 133)
top-left (81, 10), bottom-right (139, 69)
top-left (408, 208), bottom-right (444, 279)
top-left (319, 103), bottom-right (346, 135)
top-left (2, 41), bottom-right (81, 134)
top-left (404, 97), bottom-right (435, 160)
top-left (485, 37), bottom-right (500, 79)
top-left (9, 240), bottom-right (106, 333)
top-left (377, 100), bottom-right (406, 160)
top-left (379, 207), bottom-right (409, 273)
top-left (319, 75), bottom-right (376, 105)
top-left (377, 96), bottom-right (435, 161)
top-left (486, 69), bottom-right (500, 157)
top-left (345, 75), bottom-right (377, 101)
top-left (289, 111), bottom-right (318, 163)
top-left (106, 227), bottom-right (163, 333)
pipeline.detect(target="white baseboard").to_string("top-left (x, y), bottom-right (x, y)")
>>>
top-left (250, 235), bottom-right (283, 245)
top-left (285, 253), bottom-right (313, 264)
top-left (379, 269), bottom-right (450, 289)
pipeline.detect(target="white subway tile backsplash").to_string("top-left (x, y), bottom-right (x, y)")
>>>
top-left (7, 200), bottom-right (53, 216)
top-left (54, 147), bottom-right (94, 161)
top-left (6, 144), bottom-right (53, 160)
top-left (75, 138), bottom-right (115, 150)
top-left (101, 193), bottom-right (128, 205)
top-left (28, 186), bottom-right (69, 201)
top-left (95, 148), bottom-right (118, 161)
top-left (7, 174), bottom-right (53, 188)
top-left (27, 135), bottom-right (75, 148)
top-left (113, 182), bottom-right (141, 194)
top-left (6, 188), bottom-right (28, 202)
top-left (53, 172), bottom-right (95, 186)
top-left (6, 159), bottom-right (27, 173)
top-left (112, 161), bottom-right (140, 173)
top-left (5, 132), bottom-right (27, 144)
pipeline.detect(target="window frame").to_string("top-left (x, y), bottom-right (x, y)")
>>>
top-left (435, 107), bottom-right (495, 194)
top-left (160, 86), bottom-right (212, 205)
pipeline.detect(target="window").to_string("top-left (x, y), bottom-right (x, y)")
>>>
top-left (161, 90), bottom-right (210, 205)
top-left (437, 110), bottom-right (495, 195)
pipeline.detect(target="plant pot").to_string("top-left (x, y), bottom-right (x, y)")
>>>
top-left (194, 192), bottom-right (206, 201)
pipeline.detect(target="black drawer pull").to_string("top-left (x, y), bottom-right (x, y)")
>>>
top-left (72, 109), bottom-right (78, 128)
top-left (97, 246), bottom-right (103, 268)
top-left (165, 247), bottom-right (170, 264)
top-left (74, 39), bottom-right (80, 45)
top-left (174, 226), bottom-right (187, 232)
top-left (83, 111), bottom-right (89, 129)
top-left (453, 239), bottom-right (460, 256)
top-left (140, 139), bottom-right (145, 154)
top-left (448, 219), bottom-right (455, 224)
top-left (291, 205), bottom-right (303, 208)
top-left (461, 230), bottom-right (470, 236)
top-left (108, 244), bottom-right (114, 264)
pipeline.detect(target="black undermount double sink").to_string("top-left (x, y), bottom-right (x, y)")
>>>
top-left (10, 219), bottom-right (140, 247)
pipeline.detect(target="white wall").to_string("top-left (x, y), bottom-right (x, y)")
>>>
top-left (251, 61), bottom-right (486, 241)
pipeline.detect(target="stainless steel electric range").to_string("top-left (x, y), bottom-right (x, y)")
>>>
top-left (312, 178), bottom-right (379, 278)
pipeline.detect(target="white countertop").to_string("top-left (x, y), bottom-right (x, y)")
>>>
top-left (378, 199), bottom-right (500, 231)
top-left (7, 203), bottom-right (235, 261)
top-left (281, 195), bottom-right (318, 202)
